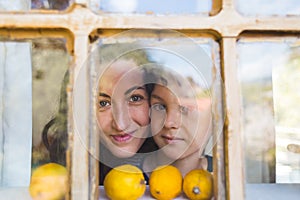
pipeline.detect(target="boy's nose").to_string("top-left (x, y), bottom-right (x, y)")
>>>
top-left (164, 109), bottom-right (181, 129)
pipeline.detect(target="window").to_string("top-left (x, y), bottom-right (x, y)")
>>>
top-left (0, 0), bottom-right (299, 199)
top-left (0, 35), bottom-right (71, 198)
top-left (90, 0), bottom-right (213, 15)
top-left (238, 36), bottom-right (300, 198)
top-left (235, 0), bottom-right (300, 16)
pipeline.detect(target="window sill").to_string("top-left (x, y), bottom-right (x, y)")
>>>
top-left (99, 186), bottom-right (187, 199)
top-left (246, 183), bottom-right (300, 200)
top-left (0, 187), bottom-right (31, 199)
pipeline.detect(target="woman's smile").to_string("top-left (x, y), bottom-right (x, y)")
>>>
top-left (111, 133), bottom-right (134, 143)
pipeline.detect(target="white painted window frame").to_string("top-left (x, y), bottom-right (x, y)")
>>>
top-left (0, 0), bottom-right (300, 199)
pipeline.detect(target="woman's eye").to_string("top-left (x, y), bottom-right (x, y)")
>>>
top-left (99, 100), bottom-right (110, 108)
top-left (151, 103), bottom-right (166, 111)
top-left (129, 95), bottom-right (144, 102)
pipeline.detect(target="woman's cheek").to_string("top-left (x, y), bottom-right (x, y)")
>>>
top-left (130, 105), bottom-right (150, 126)
top-left (96, 112), bottom-right (111, 133)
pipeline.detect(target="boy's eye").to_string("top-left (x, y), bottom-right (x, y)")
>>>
top-left (151, 103), bottom-right (166, 111)
top-left (179, 105), bottom-right (189, 115)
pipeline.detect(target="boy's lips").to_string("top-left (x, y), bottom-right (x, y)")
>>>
top-left (162, 134), bottom-right (184, 144)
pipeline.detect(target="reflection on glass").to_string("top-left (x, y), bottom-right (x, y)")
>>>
top-left (91, 0), bottom-right (212, 14)
top-left (31, 38), bottom-right (69, 169)
top-left (236, 0), bottom-right (300, 16)
top-left (89, 30), bottom-right (222, 188)
top-left (31, 0), bottom-right (71, 10)
top-left (273, 47), bottom-right (300, 183)
top-left (0, 38), bottom-right (69, 187)
top-left (238, 39), bottom-right (300, 184)
top-left (0, 0), bottom-right (72, 11)
top-left (0, 42), bottom-right (32, 186)
top-left (0, 0), bottom-right (30, 11)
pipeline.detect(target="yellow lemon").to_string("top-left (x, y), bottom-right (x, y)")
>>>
top-left (103, 164), bottom-right (146, 200)
top-left (149, 165), bottom-right (182, 200)
top-left (183, 169), bottom-right (213, 200)
top-left (29, 162), bottom-right (68, 200)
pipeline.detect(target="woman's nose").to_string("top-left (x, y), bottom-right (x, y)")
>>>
top-left (111, 103), bottom-right (131, 131)
top-left (164, 109), bottom-right (181, 129)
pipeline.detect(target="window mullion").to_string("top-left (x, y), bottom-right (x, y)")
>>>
top-left (221, 37), bottom-right (245, 200)
top-left (70, 33), bottom-right (90, 200)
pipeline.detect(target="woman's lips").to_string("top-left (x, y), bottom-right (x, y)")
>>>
top-left (111, 133), bottom-right (133, 143)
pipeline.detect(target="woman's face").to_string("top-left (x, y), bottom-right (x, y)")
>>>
top-left (150, 84), bottom-right (212, 160)
top-left (97, 59), bottom-right (150, 158)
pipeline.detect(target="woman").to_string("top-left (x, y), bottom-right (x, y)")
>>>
top-left (95, 43), bottom-right (157, 184)
top-left (42, 43), bottom-right (158, 185)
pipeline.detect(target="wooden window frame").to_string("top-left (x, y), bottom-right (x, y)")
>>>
top-left (1, 0), bottom-right (300, 199)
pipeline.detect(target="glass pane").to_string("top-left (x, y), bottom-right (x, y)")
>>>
top-left (31, 38), bottom-right (70, 168)
top-left (0, 42), bottom-right (32, 187)
top-left (31, 0), bottom-right (73, 10)
top-left (0, 0), bottom-right (73, 11)
top-left (82, 30), bottom-right (224, 198)
top-left (90, 0), bottom-right (212, 15)
top-left (236, 0), bottom-right (300, 16)
top-left (238, 38), bottom-right (300, 197)
top-left (0, 0), bottom-right (30, 11)
top-left (0, 38), bottom-right (70, 189)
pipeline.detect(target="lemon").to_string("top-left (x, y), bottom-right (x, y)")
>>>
top-left (183, 169), bottom-right (213, 200)
top-left (29, 162), bottom-right (68, 200)
top-left (103, 164), bottom-right (146, 200)
top-left (149, 165), bottom-right (182, 200)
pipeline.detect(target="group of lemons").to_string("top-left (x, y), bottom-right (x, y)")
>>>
top-left (104, 164), bottom-right (213, 200)
top-left (28, 163), bottom-right (213, 200)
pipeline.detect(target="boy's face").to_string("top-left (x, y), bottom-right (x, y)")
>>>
top-left (150, 84), bottom-right (212, 160)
